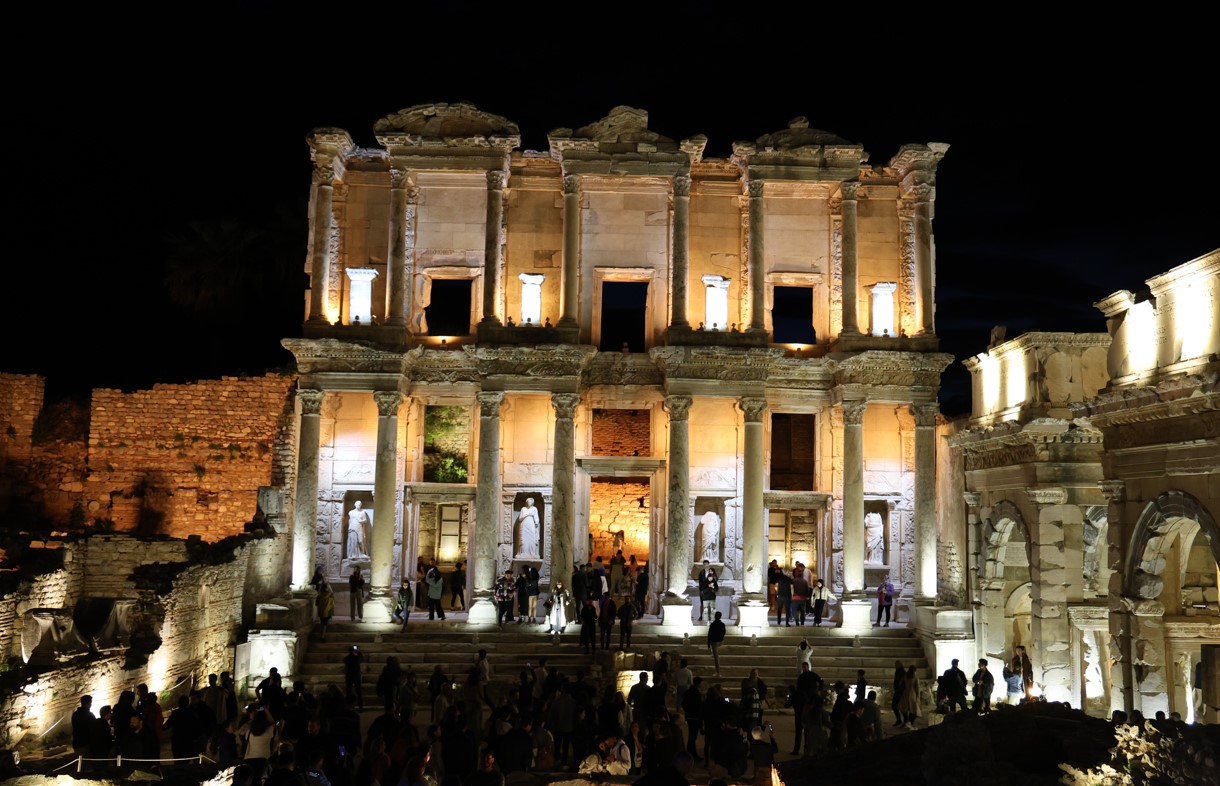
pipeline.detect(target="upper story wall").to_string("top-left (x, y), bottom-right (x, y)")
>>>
top-left (962, 332), bottom-right (1110, 424)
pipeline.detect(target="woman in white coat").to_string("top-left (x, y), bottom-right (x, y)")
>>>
top-left (547, 582), bottom-right (573, 633)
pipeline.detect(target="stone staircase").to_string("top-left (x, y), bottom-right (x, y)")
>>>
top-left (291, 619), bottom-right (932, 707)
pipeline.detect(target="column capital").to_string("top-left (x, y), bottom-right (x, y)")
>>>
top-left (738, 396), bottom-right (767, 422)
top-left (389, 166), bottom-right (410, 190)
top-left (487, 169), bottom-right (506, 191)
top-left (962, 491), bottom-right (982, 509)
top-left (747, 179), bottom-right (765, 199)
top-left (1099, 479), bottom-right (1126, 502)
top-left (477, 391), bottom-right (505, 412)
top-left (1026, 487), bottom-right (1067, 507)
top-left (297, 388), bottom-right (324, 415)
top-left (909, 403), bottom-right (939, 428)
top-left (551, 392), bottom-right (581, 419)
top-left (672, 175), bottom-right (691, 197)
top-left (842, 400), bottom-right (868, 426)
top-left (839, 181), bottom-right (861, 201)
top-left (563, 174), bottom-right (581, 195)
top-left (312, 160), bottom-right (337, 185)
top-left (664, 395), bottom-right (693, 421)
top-left (373, 391), bottom-right (405, 416)
top-left (902, 182), bottom-right (933, 202)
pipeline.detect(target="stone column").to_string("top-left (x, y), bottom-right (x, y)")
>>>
top-left (559, 174), bottom-right (581, 327)
top-left (384, 166), bottom-right (411, 327)
top-left (549, 394), bottom-right (580, 587)
top-left (471, 391), bottom-right (504, 625)
top-left (307, 162), bottom-right (335, 323)
top-left (910, 183), bottom-right (935, 335)
top-left (367, 391), bottom-right (403, 621)
top-left (1026, 486), bottom-right (1075, 705)
top-left (292, 389), bottom-right (324, 588)
top-left (661, 395), bottom-right (693, 624)
top-left (737, 397), bottom-right (769, 629)
top-left (747, 180), bottom-right (766, 332)
top-left (912, 404), bottom-right (938, 601)
top-left (1099, 479), bottom-right (1133, 716)
top-left (840, 182), bottom-right (862, 335)
top-left (670, 175), bottom-right (691, 329)
top-left (840, 400), bottom-right (871, 630)
top-left (480, 170), bottom-right (506, 326)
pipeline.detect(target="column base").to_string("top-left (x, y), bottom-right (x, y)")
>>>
top-left (467, 597), bottom-right (500, 626)
top-left (363, 589), bottom-right (394, 623)
top-left (736, 599), bottom-right (770, 631)
top-left (839, 599), bottom-right (875, 633)
top-left (659, 594), bottom-right (692, 628)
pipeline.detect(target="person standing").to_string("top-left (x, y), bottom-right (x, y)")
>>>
top-left (810, 578), bottom-right (833, 627)
top-left (495, 569), bottom-right (516, 625)
top-left (941, 658), bottom-right (969, 713)
top-left (774, 566), bottom-right (793, 626)
top-left (343, 645), bottom-right (365, 711)
top-left (972, 658), bottom-right (995, 715)
top-left (898, 665), bottom-right (920, 729)
top-left (618, 595), bottom-right (638, 649)
top-left (315, 581), bottom-right (335, 641)
top-left (1011, 645), bottom-right (1034, 702)
top-left (599, 593), bottom-right (617, 650)
top-left (395, 578), bottom-right (413, 631)
top-left (698, 561), bottom-right (718, 622)
top-left (634, 563), bottom-right (649, 614)
top-left (547, 582), bottom-right (572, 633)
top-left (681, 676), bottom-right (704, 760)
top-left (72, 695), bottom-right (96, 757)
top-left (767, 559), bottom-right (781, 616)
top-left (791, 566), bottom-right (810, 626)
top-left (449, 561), bottom-right (466, 611)
top-left (525, 564), bottom-right (541, 622)
top-left (426, 562), bottom-right (447, 620)
top-left (349, 566), bottom-right (366, 622)
top-left (579, 599), bottom-right (598, 655)
top-left (707, 611), bottom-right (726, 675)
top-left (674, 657), bottom-right (694, 712)
top-left (875, 575), bottom-right (895, 627)
top-left (890, 660), bottom-right (905, 726)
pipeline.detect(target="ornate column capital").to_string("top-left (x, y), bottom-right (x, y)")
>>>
top-left (909, 403), bottom-right (939, 428)
top-left (563, 174), bottom-right (581, 195)
top-left (1026, 487), bottom-right (1067, 506)
top-left (1099, 480), bottom-right (1126, 503)
top-left (551, 392), bottom-right (581, 420)
top-left (487, 169), bottom-right (506, 191)
top-left (389, 166), bottom-right (410, 190)
top-left (373, 391), bottom-right (404, 417)
top-left (842, 400), bottom-right (868, 426)
top-left (962, 491), bottom-right (982, 508)
top-left (738, 396), bottom-right (767, 422)
top-left (903, 182), bottom-right (933, 202)
top-left (664, 395), bottom-right (693, 421)
top-left (477, 391), bottom-right (505, 413)
top-left (839, 181), bottom-right (861, 201)
top-left (312, 160), bottom-right (337, 185)
top-left (747, 180), bottom-right (765, 199)
top-left (673, 175), bottom-right (691, 197)
top-left (297, 388), bottom-right (324, 415)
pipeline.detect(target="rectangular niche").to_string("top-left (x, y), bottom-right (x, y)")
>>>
top-left (589, 477), bottom-right (650, 562)
top-left (591, 409), bottom-right (651, 457)
top-left (423, 405), bottom-right (470, 483)
top-left (770, 413), bottom-right (815, 491)
top-left (694, 496), bottom-right (726, 564)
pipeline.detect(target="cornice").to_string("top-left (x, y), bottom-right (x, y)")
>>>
top-left (281, 338), bottom-right (404, 376)
top-left (1070, 371), bottom-right (1218, 427)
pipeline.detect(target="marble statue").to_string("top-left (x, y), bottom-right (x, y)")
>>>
top-left (699, 511), bottom-right (720, 563)
top-left (515, 497), bottom-right (540, 558)
top-left (865, 512), bottom-right (885, 564)
top-left (347, 500), bottom-right (371, 561)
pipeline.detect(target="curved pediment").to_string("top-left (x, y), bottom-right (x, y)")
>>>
top-left (550, 106), bottom-right (679, 150)
top-left (374, 102), bottom-right (520, 140)
top-left (754, 116), bottom-right (854, 149)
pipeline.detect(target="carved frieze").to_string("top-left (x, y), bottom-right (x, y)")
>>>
top-left (583, 353), bottom-right (664, 387)
top-left (468, 345), bottom-right (596, 380)
top-left (283, 338), bottom-right (405, 375)
top-left (833, 350), bottom-right (955, 389)
top-left (650, 346), bottom-right (785, 382)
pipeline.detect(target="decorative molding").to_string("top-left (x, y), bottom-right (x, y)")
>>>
top-left (1098, 480), bottom-right (1126, 503)
top-left (747, 180), bottom-right (765, 199)
top-left (297, 388), bottom-right (324, 415)
top-left (551, 392), bottom-right (581, 420)
top-left (842, 400), bottom-right (868, 425)
top-left (1026, 487), bottom-right (1067, 506)
top-left (373, 391), bottom-right (404, 417)
top-left (477, 391), bottom-right (505, 412)
top-left (664, 395), bottom-right (693, 421)
top-left (487, 170), bottom-right (506, 190)
top-left (673, 175), bottom-right (691, 197)
top-left (739, 397), bottom-right (767, 422)
top-left (962, 492), bottom-right (982, 508)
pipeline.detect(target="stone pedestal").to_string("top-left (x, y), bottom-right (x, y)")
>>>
top-left (839, 598), bottom-right (874, 632)
top-left (659, 594), bottom-right (694, 629)
top-left (363, 589), bottom-right (393, 623)
top-left (468, 595), bottom-right (500, 626)
top-left (737, 597), bottom-right (770, 630)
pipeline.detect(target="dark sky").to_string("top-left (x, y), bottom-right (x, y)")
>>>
top-left (9, 8), bottom-right (1216, 416)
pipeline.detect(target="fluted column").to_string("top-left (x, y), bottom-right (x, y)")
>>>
top-left (559, 174), bottom-right (581, 327)
top-left (842, 401), bottom-right (867, 593)
top-left (663, 395), bottom-right (693, 602)
top-left (911, 183), bottom-right (935, 335)
top-left (740, 397), bottom-right (767, 596)
top-left (307, 163), bottom-right (335, 323)
top-left (480, 170), bottom-right (506, 326)
top-left (370, 392), bottom-right (403, 602)
top-left (385, 167), bottom-right (411, 327)
top-left (747, 180), bottom-right (766, 331)
top-left (912, 403), bottom-right (938, 601)
top-left (292, 389), bottom-right (324, 588)
top-left (549, 394), bottom-right (580, 586)
top-left (471, 392), bottom-right (504, 624)
top-left (840, 182), bottom-right (862, 335)
top-left (670, 175), bottom-right (691, 328)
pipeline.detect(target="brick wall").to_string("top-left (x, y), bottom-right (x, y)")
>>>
top-left (591, 409), bottom-right (650, 456)
top-left (589, 478), bottom-right (650, 560)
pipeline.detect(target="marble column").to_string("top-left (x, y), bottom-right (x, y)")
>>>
top-left (840, 182), bottom-right (862, 335)
top-left (307, 162), bottom-right (335, 323)
top-left (559, 174), bottom-right (581, 327)
top-left (740, 397), bottom-right (767, 595)
top-left (912, 404), bottom-right (938, 601)
top-left (662, 396), bottom-right (693, 618)
top-left (471, 392), bottom-right (504, 624)
top-left (1098, 479), bottom-right (1133, 716)
top-left (747, 180), bottom-right (766, 332)
top-left (549, 394), bottom-right (580, 587)
top-left (385, 166), bottom-right (411, 327)
top-left (291, 389), bottom-right (324, 588)
top-left (910, 183), bottom-right (935, 335)
top-left (840, 400), bottom-right (870, 630)
top-left (368, 391), bottom-right (403, 621)
top-left (670, 175), bottom-right (691, 329)
top-left (480, 170), bottom-right (506, 326)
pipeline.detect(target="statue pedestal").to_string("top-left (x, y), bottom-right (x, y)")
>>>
top-left (839, 598), bottom-right (875, 632)
top-left (659, 593), bottom-right (693, 629)
top-left (362, 589), bottom-right (393, 623)
top-left (737, 597), bottom-right (770, 630)
top-left (467, 596), bottom-right (500, 627)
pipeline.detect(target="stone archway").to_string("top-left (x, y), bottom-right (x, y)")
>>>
top-left (977, 501), bottom-right (1032, 663)
top-left (1119, 490), bottom-right (1220, 718)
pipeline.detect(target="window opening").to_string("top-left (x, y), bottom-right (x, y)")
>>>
top-left (772, 286), bottom-right (817, 344)
top-left (425, 279), bottom-right (473, 335)
top-left (600, 281), bottom-right (648, 352)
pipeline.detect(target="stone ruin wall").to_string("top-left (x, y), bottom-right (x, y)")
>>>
top-left (936, 418), bottom-right (967, 605)
top-left (0, 373), bottom-right (43, 467)
top-left (591, 409), bottom-right (651, 456)
top-left (0, 534), bottom-right (254, 750)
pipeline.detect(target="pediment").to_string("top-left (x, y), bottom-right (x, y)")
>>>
top-left (754, 116), bottom-right (853, 150)
top-left (549, 106), bottom-right (680, 152)
top-left (374, 102), bottom-right (520, 140)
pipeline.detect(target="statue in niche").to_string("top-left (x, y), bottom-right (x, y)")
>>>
top-left (865, 512), bottom-right (885, 564)
top-left (346, 500), bottom-right (372, 561)
top-left (699, 511), bottom-right (721, 563)
top-left (515, 497), bottom-right (540, 558)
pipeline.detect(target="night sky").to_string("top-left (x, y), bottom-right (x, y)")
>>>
top-left (9, 8), bottom-right (1216, 417)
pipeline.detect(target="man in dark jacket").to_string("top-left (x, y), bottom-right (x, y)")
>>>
top-left (774, 567), bottom-right (793, 626)
top-left (941, 658), bottom-right (969, 713)
top-left (707, 611), bottom-right (727, 675)
top-left (618, 597), bottom-right (638, 649)
top-left (579, 599), bottom-right (598, 654)
top-left (599, 593), bottom-right (617, 649)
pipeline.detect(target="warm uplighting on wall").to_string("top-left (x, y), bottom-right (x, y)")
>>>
top-left (788, 344), bottom-right (806, 357)
top-left (346, 267), bottom-right (379, 325)
top-left (1004, 349), bottom-right (1026, 412)
top-left (1175, 279), bottom-right (1214, 361)
top-left (867, 282), bottom-right (897, 337)
top-left (979, 352), bottom-right (1001, 416)
top-left (519, 273), bottom-right (545, 326)
top-left (1126, 299), bottom-right (1157, 375)
top-left (703, 275), bottom-right (730, 330)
